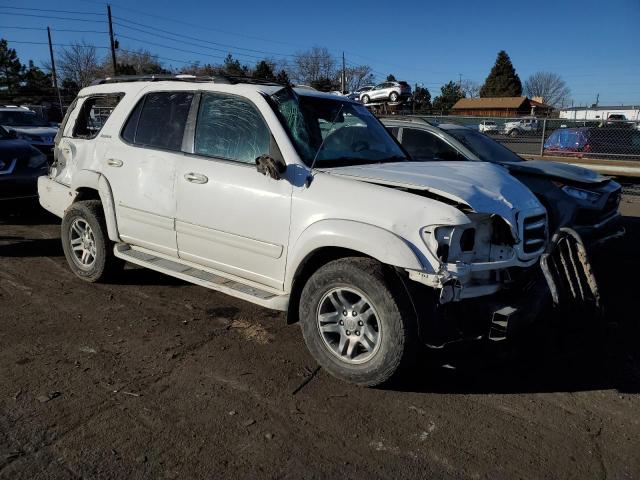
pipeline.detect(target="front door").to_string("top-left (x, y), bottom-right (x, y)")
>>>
top-left (175, 92), bottom-right (292, 290)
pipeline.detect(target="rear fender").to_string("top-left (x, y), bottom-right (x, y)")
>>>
top-left (70, 170), bottom-right (120, 242)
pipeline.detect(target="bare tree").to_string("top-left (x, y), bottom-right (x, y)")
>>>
top-left (111, 48), bottom-right (165, 75)
top-left (57, 41), bottom-right (100, 88)
top-left (344, 65), bottom-right (375, 92)
top-left (524, 72), bottom-right (571, 107)
top-left (292, 46), bottom-right (336, 85)
top-left (460, 79), bottom-right (480, 98)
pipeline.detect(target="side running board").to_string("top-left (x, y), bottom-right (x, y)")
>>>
top-left (113, 243), bottom-right (288, 311)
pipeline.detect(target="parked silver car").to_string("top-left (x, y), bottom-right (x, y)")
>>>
top-left (346, 85), bottom-right (375, 101)
top-left (359, 81), bottom-right (411, 104)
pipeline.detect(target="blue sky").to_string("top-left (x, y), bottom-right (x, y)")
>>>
top-left (2, 0), bottom-right (639, 106)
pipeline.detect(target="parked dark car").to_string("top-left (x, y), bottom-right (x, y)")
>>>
top-left (543, 126), bottom-right (640, 158)
top-left (382, 118), bottom-right (624, 246)
top-left (0, 126), bottom-right (49, 209)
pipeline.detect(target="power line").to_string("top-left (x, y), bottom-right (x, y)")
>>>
top-left (0, 25), bottom-right (108, 34)
top-left (0, 5), bottom-right (103, 16)
top-left (0, 11), bottom-right (107, 23)
top-left (112, 17), bottom-right (297, 58)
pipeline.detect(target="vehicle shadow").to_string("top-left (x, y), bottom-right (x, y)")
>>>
top-left (391, 215), bottom-right (640, 395)
top-left (0, 206), bottom-right (59, 226)
top-left (0, 236), bottom-right (63, 257)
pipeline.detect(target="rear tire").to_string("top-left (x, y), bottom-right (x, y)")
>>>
top-left (299, 257), bottom-right (418, 386)
top-left (361, 95), bottom-right (370, 104)
top-left (61, 200), bottom-right (123, 283)
top-left (389, 92), bottom-right (399, 102)
top-left (509, 129), bottom-right (519, 137)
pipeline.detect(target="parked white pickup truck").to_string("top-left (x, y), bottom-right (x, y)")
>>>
top-left (39, 75), bottom-right (548, 386)
top-left (504, 116), bottom-right (539, 136)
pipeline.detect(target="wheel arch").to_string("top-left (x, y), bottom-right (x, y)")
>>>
top-left (69, 170), bottom-right (120, 242)
top-left (284, 220), bottom-right (424, 324)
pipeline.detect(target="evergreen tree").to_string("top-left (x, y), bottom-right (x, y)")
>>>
top-left (252, 60), bottom-right (276, 81)
top-left (0, 39), bottom-right (23, 95)
top-left (432, 81), bottom-right (464, 112)
top-left (223, 54), bottom-right (249, 77)
top-left (18, 60), bottom-right (54, 104)
top-left (275, 69), bottom-right (290, 85)
top-left (310, 76), bottom-right (338, 92)
top-left (480, 50), bottom-right (522, 97)
top-left (413, 86), bottom-right (431, 109)
top-left (386, 74), bottom-right (396, 82)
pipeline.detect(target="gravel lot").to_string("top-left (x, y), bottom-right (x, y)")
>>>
top-left (1, 195), bottom-right (639, 479)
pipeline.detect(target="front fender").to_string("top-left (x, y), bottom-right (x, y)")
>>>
top-left (285, 219), bottom-right (424, 292)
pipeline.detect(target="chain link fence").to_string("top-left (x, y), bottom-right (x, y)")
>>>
top-left (392, 114), bottom-right (640, 161)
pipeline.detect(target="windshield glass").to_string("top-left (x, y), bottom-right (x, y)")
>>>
top-left (446, 128), bottom-right (523, 163)
top-left (269, 89), bottom-right (408, 168)
top-left (0, 110), bottom-right (48, 127)
top-left (0, 126), bottom-right (9, 139)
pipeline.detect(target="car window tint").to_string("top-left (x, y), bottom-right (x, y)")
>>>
top-left (72, 94), bottom-right (122, 139)
top-left (194, 93), bottom-right (269, 164)
top-left (386, 127), bottom-right (399, 138)
top-left (130, 92), bottom-right (194, 151)
top-left (401, 128), bottom-right (462, 161)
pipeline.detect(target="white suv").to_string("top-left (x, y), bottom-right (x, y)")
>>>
top-left (39, 75), bottom-right (547, 386)
top-left (359, 81), bottom-right (411, 104)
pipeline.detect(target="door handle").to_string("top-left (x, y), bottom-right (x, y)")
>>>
top-left (107, 158), bottom-right (123, 167)
top-left (184, 172), bottom-right (208, 184)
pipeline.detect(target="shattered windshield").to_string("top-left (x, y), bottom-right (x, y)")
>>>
top-left (269, 89), bottom-right (408, 168)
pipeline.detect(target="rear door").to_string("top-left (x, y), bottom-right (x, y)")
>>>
top-left (102, 90), bottom-right (194, 257)
top-left (175, 91), bottom-right (292, 289)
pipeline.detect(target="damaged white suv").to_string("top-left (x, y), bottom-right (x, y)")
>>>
top-left (39, 75), bottom-right (548, 386)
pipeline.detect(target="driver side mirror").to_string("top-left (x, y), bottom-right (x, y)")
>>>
top-left (255, 154), bottom-right (286, 180)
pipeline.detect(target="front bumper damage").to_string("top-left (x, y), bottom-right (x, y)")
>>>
top-left (408, 228), bottom-right (602, 348)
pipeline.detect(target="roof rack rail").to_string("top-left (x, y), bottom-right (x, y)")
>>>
top-left (91, 74), bottom-right (284, 87)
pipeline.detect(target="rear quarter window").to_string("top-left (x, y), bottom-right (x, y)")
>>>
top-left (72, 94), bottom-right (123, 139)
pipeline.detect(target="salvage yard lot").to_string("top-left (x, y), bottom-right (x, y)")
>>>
top-left (1, 196), bottom-right (639, 479)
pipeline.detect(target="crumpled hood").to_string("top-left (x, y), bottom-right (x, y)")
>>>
top-left (505, 159), bottom-right (606, 184)
top-left (324, 161), bottom-right (543, 229)
top-left (6, 126), bottom-right (58, 140)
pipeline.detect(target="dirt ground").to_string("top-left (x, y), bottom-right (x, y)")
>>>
top-left (1, 195), bottom-right (639, 480)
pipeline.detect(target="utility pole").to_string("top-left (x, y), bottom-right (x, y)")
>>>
top-left (341, 52), bottom-right (346, 94)
top-left (595, 93), bottom-right (599, 107)
top-left (47, 27), bottom-right (64, 117)
top-left (107, 5), bottom-right (117, 76)
top-left (458, 73), bottom-right (462, 88)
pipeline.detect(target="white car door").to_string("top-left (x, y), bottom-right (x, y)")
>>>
top-left (175, 92), bottom-right (292, 290)
top-left (101, 90), bottom-right (195, 257)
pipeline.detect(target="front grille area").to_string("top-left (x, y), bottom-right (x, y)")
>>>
top-left (523, 213), bottom-right (547, 253)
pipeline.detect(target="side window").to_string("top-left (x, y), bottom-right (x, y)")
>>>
top-left (122, 91), bottom-right (194, 151)
top-left (194, 93), bottom-right (270, 164)
top-left (386, 126), bottom-right (399, 138)
top-left (401, 128), bottom-right (463, 161)
top-left (72, 94), bottom-right (122, 139)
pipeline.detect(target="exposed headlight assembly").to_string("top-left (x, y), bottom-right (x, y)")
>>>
top-left (560, 185), bottom-right (602, 203)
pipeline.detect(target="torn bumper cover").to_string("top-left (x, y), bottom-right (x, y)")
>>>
top-left (540, 227), bottom-right (602, 313)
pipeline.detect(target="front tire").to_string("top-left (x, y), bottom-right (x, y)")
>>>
top-left (361, 94), bottom-right (370, 104)
top-left (61, 200), bottom-right (123, 283)
top-left (299, 257), bottom-right (418, 386)
top-left (389, 92), bottom-right (399, 102)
